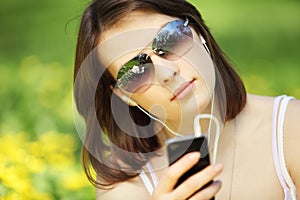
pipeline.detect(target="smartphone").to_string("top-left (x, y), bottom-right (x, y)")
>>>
top-left (166, 135), bottom-right (214, 199)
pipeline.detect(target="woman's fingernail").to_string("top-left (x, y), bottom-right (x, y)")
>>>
top-left (213, 164), bottom-right (223, 172)
top-left (188, 152), bottom-right (200, 161)
top-left (214, 180), bottom-right (222, 187)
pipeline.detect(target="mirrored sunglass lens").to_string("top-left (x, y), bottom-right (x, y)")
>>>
top-left (116, 54), bottom-right (154, 93)
top-left (152, 19), bottom-right (193, 58)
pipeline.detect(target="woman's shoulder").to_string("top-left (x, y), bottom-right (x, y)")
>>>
top-left (240, 94), bottom-right (299, 116)
top-left (248, 94), bottom-right (300, 187)
top-left (234, 94), bottom-right (299, 133)
top-left (246, 93), bottom-right (277, 106)
top-left (244, 93), bottom-right (300, 121)
top-left (96, 176), bottom-right (149, 200)
top-left (284, 95), bottom-right (300, 141)
top-left (236, 94), bottom-right (276, 122)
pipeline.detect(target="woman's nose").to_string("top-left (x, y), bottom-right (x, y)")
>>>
top-left (151, 55), bottom-right (180, 85)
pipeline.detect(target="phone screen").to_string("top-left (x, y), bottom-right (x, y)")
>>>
top-left (166, 136), bottom-right (214, 199)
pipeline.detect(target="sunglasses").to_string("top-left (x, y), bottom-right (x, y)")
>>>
top-left (115, 19), bottom-right (193, 93)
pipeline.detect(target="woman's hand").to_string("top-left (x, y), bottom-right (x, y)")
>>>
top-left (152, 152), bottom-right (223, 200)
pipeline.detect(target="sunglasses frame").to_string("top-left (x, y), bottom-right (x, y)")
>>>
top-left (115, 18), bottom-right (194, 93)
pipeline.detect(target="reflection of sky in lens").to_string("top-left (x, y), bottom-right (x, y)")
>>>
top-left (153, 20), bottom-right (192, 55)
top-left (164, 23), bottom-right (177, 34)
top-left (156, 20), bottom-right (183, 42)
top-left (163, 20), bottom-right (183, 34)
top-left (161, 20), bottom-right (191, 36)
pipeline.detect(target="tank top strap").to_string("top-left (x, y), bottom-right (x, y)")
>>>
top-left (272, 95), bottom-right (297, 200)
top-left (140, 169), bottom-right (154, 195)
top-left (139, 162), bottom-right (158, 196)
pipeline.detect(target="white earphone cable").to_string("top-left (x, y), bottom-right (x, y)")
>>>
top-left (137, 102), bottom-right (220, 164)
top-left (136, 104), bottom-right (184, 137)
top-left (193, 113), bottom-right (220, 164)
top-left (207, 92), bottom-right (215, 143)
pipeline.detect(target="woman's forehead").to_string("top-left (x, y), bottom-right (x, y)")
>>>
top-left (97, 27), bottom-right (158, 77)
top-left (99, 10), bottom-right (175, 43)
top-left (97, 11), bottom-right (177, 74)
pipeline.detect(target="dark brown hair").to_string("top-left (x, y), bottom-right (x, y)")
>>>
top-left (73, 0), bottom-right (246, 189)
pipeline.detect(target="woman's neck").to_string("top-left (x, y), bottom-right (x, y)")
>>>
top-left (160, 104), bottom-right (213, 139)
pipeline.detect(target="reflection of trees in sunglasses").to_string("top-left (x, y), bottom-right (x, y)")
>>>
top-left (117, 59), bottom-right (140, 79)
top-left (116, 54), bottom-right (154, 92)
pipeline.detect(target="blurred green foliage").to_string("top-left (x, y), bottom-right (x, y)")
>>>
top-left (0, 0), bottom-right (299, 199)
top-left (190, 0), bottom-right (300, 97)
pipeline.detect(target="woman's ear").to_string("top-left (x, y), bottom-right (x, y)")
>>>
top-left (110, 85), bottom-right (137, 106)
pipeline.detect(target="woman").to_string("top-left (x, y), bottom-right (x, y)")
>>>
top-left (73, 0), bottom-right (300, 199)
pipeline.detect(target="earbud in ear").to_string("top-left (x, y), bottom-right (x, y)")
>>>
top-left (200, 35), bottom-right (211, 55)
top-left (120, 96), bottom-right (138, 106)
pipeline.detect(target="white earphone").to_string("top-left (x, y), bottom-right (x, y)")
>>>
top-left (120, 94), bottom-right (219, 163)
top-left (200, 35), bottom-right (211, 55)
top-left (120, 95), bottom-right (138, 106)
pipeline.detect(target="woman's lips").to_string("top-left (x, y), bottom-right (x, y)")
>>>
top-left (171, 79), bottom-right (196, 101)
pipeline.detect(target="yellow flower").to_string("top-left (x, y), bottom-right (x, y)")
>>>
top-left (61, 168), bottom-right (92, 190)
top-left (0, 131), bottom-right (92, 199)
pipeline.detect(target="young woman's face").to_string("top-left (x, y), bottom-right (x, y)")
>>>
top-left (98, 10), bottom-right (215, 127)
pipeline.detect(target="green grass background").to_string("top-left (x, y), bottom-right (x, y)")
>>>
top-left (191, 0), bottom-right (300, 97)
top-left (0, 0), bottom-right (299, 199)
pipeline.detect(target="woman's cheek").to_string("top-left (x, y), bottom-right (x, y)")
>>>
top-left (133, 88), bottom-right (180, 120)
